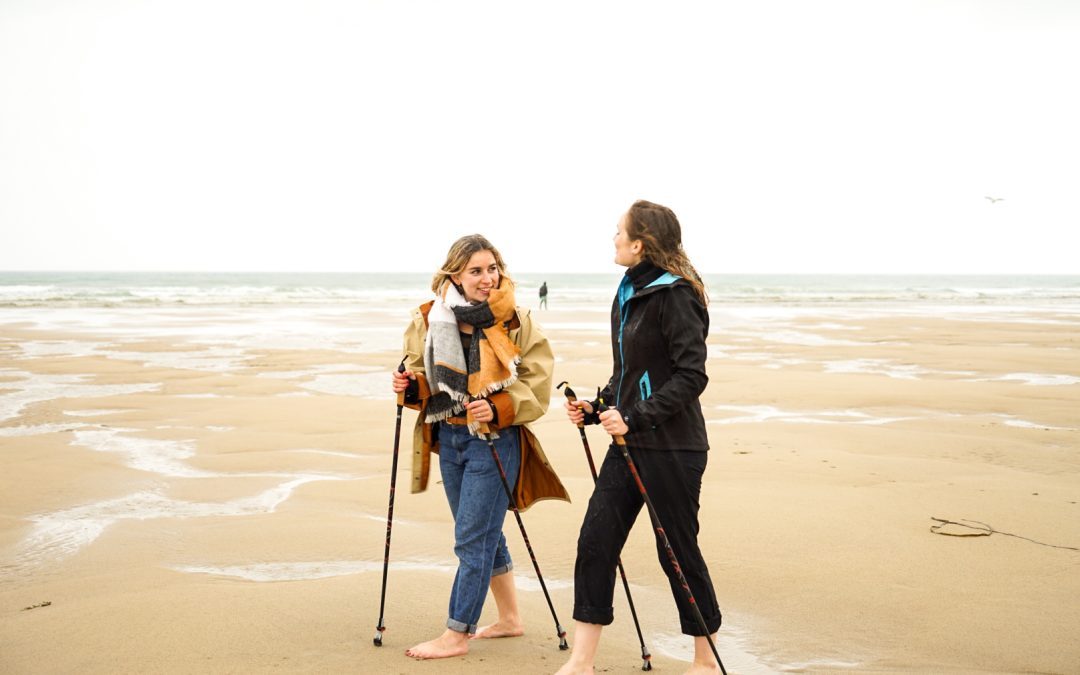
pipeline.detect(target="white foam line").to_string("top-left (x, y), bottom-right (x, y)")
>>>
top-left (513, 573), bottom-right (572, 592)
top-left (257, 363), bottom-right (380, 380)
top-left (17, 475), bottom-right (349, 569)
top-left (709, 405), bottom-right (914, 426)
top-left (0, 422), bottom-right (88, 437)
top-left (973, 372), bottom-right (1080, 386)
top-left (0, 369), bottom-right (161, 422)
top-left (63, 408), bottom-right (127, 417)
top-left (168, 558), bottom-right (571, 591)
top-left (360, 513), bottom-right (417, 526)
top-left (171, 559), bottom-right (455, 582)
top-left (725, 352), bottom-right (812, 370)
top-left (760, 358), bottom-right (810, 370)
top-left (725, 329), bottom-right (867, 347)
top-left (299, 371), bottom-right (394, 399)
top-left (69, 427), bottom-right (368, 482)
top-left (541, 322), bottom-right (609, 332)
top-left (823, 358), bottom-right (979, 381)
top-left (992, 414), bottom-right (1074, 431)
top-left (15, 340), bottom-right (111, 358)
top-left (97, 345), bottom-right (252, 373)
top-left (150, 425), bottom-right (236, 431)
top-left (13, 337), bottom-right (253, 373)
top-left (650, 630), bottom-right (780, 675)
top-left (72, 428), bottom-right (217, 478)
top-left (822, 359), bottom-right (927, 380)
top-left (291, 449), bottom-right (368, 459)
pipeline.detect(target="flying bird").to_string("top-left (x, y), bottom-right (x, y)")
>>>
top-left (985, 196), bottom-right (1004, 204)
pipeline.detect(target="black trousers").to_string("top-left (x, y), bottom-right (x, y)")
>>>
top-left (573, 443), bottom-right (722, 635)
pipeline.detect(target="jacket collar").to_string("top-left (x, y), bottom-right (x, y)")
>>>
top-left (618, 261), bottom-right (682, 309)
top-left (626, 260), bottom-right (666, 290)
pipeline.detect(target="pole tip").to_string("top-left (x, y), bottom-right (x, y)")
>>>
top-left (373, 631), bottom-right (383, 647)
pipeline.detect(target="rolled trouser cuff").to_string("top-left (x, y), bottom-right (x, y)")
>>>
top-left (572, 604), bottom-right (614, 626)
top-left (491, 561), bottom-right (514, 577)
top-left (680, 610), bottom-right (722, 636)
top-left (446, 617), bottom-right (477, 634)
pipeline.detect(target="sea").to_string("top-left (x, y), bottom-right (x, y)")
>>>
top-left (2, 271), bottom-right (1079, 309)
top-left (2, 271), bottom-right (1078, 359)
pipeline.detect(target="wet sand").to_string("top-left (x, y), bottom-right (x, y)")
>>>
top-left (1, 303), bottom-right (1078, 673)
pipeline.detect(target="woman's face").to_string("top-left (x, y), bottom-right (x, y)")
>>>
top-left (451, 250), bottom-right (500, 303)
top-left (613, 214), bottom-right (643, 267)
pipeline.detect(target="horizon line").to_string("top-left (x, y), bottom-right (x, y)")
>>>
top-left (1, 269), bottom-right (1079, 278)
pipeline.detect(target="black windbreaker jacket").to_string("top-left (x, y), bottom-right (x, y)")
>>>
top-left (589, 261), bottom-right (710, 451)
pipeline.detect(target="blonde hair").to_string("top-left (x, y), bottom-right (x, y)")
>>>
top-left (625, 200), bottom-right (708, 305)
top-left (431, 234), bottom-right (511, 294)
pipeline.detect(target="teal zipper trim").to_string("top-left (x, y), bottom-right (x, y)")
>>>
top-left (615, 271), bottom-right (680, 407)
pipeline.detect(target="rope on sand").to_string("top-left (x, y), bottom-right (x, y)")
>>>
top-left (930, 517), bottom-right (1079, 551)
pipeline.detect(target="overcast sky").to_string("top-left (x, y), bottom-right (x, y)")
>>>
top-left (2, 0), bottom-right (1078, 274)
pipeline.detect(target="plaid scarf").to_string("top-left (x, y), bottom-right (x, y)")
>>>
top-left (424, 278), bottom-right (520, 434)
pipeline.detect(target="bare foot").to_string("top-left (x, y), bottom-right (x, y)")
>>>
top-left (471, 619), bottom-right (524, 639)
top-left (404, 629), bottom-right (470, 660)
top-left (683, 663), bottom-right (722, 674)
top-left (554, 662), bottom-right (594, 675)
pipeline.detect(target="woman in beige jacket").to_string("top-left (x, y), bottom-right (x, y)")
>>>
top-left (391, 234), bottom-right (568, 660)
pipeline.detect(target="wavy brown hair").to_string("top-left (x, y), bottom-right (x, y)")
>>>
top-left (431, 234), bottom-right (511, 294)
top-left (625, 200), bottom-right (708, 305)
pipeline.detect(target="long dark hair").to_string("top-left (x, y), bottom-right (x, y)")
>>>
top-left (625, 200), bottom-right (708, 305)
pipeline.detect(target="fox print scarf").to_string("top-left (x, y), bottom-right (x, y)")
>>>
top-left (424, 278), bottom-right (520, 434)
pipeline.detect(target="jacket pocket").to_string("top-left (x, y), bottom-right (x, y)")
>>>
top-left (638, 371), bottom-right (652, 400)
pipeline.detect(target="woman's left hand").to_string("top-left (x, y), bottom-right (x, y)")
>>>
top-left (466, 399), bottom-right (495, 424)
top-left (599, 408), bottom-right (628, 437)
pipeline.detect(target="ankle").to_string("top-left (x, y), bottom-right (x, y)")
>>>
top-left (443, 628), bottom-right (470, 644)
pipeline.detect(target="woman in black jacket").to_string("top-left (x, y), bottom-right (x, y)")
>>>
top-left (556, 200), bottom-right (722, 675)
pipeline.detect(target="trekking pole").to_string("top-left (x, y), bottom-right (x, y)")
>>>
top-left (373, 361), bottom-right (407, 647)
top-left (597, 397), bottom-right (728, 675)
top-left (476, 408), bottom-right (569, 650)
top-left (557, 382), bottom-right (652, 671)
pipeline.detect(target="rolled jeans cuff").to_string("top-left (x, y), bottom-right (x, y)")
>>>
top-left (446, 617), bottom-right (477, 635)
top-left (491, 561), bottom-right (514, 577)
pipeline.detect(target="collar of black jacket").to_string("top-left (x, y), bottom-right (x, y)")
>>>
top-left (625, 260), bottom-right (667, 290)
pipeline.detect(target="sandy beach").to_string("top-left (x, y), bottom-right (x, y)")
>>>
top-left (1, 301), bottom-right (1078, 673)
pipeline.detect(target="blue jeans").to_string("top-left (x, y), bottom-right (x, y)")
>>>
top-left (438, 423), bottom-right (520, 634)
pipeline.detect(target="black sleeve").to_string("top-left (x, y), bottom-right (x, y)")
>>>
top-left (625, 286), bottom-right (708, 432)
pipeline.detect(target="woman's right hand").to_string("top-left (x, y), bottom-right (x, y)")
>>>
top-left (391, 368), bottom-right (415, 394)
top-left (564, 399), bottom-right (593, 425)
